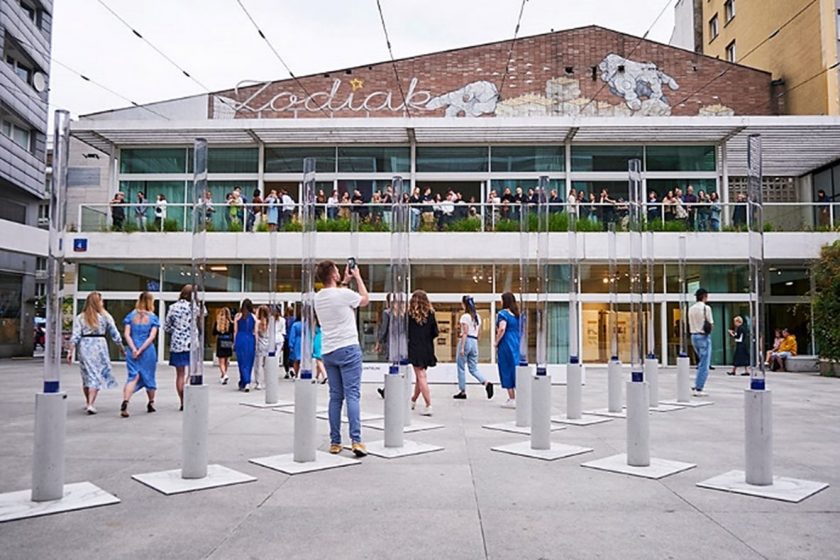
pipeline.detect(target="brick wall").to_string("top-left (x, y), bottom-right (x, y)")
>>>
top-left (211, 25), bottom-right (773, 119)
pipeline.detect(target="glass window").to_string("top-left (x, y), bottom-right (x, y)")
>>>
top-left (646, 146), bottom-right (715, 172)
top-left (161, 264), bottom-right (242, 292)
top-left (767, 303), bottom-right (810, 355)
top-left (724, 0), bottom-right (735, 22)
top-left (120, 148), bottom-right (188, 174)
top-left (245, 264), bottom-right (301, 292)
top-left (207, 148), bottom-right (258, 173)
top-left (428, 302), bottom-right (493, 363)
top-left (725, 40), bottom-right (736, 62)
top-left (709, 14), bottom-right (719, 39)
top-left (665, 264), bottom-right (749, 294)
top-left (412, 264), bottom-right (495, 293)
top-left (495, 265), bottom-right (569, 294)
top-left (77, 263), bottom-right (161, 292)
top-left (337, 147), bottom-right (410, 173)
top-left (0, 273), bottom-right (22, 345)
top-left (547, 302), bottom-right (570, 364)
top-left (205, 181), bottom-right (259, 231)
top-left (646, 179), bottom-right (718, 198)
top-left (571, 146), bottom-right (642, 172)
top-left (265, 147), bottom-right (335, 173)
top-left (490, 146), bottom-right (564, 172)
top-left (571, 181), bottom-right (633, 202)
top-left (768, 268), bottom-right (810, 296)
top-left (415, 147), bottom-right (488, 173)
top-left (119, 181), bottom-right (188, 230)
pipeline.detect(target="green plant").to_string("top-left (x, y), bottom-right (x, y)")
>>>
top-left (763, 221), bottom-right (775, 232)
top-left (163, 218), bottom-right (180, 232)
top-left (122, 220), bottom-right (139, 233)
top-left (255, 221), bottom-right (270, 232)
top-left (205, 220), bottom-right (216, 232)
top-left (418, 221), bottom-right (437, 232)
top-left (574, 217), bottom-right (605, 232)
top-left (812, 240), bottom-right (840, 370)
top-left (283, 220), bottom-right (303, 232)
top-left (359, 221), bottom-right (389, 232)
top-left (722, 224), bottom-right (745, 232)
top-left (494, 219), bottom-right (519, 232)
top-left (227, 220), bottom-right (244, 233)
top-left (317, 218), bottom-right (351, 232)
top-left (444, 217), bottom-right (482, 232)
top-left (644, 219), bottom-right (688, 232)
top-left (549, 212), bottom-right (569, 232)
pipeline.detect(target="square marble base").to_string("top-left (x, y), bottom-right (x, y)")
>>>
top-left (240, 400), bottom-right (294, 409)
top-left (316, 412), bottom-right (384, 423)
top-left (274, 406), bottom-right (328, 415)
top-left (363, 440), bottom-right (445, 459)
top-left (584, 408), bottom-right (627, 419)
top-left (581, 453), bottom-right (696, 480)
top-left (650, 404), bottom-right (685, 412)
top-left (250, 451), bottom-right (360, 475)
top-left (0, 482), bottom-right (120, 523)
top-left (697, 470), bottom-right (829, 503)
top-left (659, 399), bottom-right (713, 408)
top-left (492, 440), bottom-right (593, 461)
top-left (551, 414), bottom-right (614, 426)
top-left (362, 419), bottom-right (444, 433)
top-left (482, 421), bottom-right (566, 435)
top-left (132, 464), bottom-right (256, 495)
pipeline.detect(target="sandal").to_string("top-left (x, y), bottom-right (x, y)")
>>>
top-left (147, 401), bottom-right (156, 413)
top-left (120, 400), bottom-right (129, 418)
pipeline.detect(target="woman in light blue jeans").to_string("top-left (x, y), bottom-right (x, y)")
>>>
top-left (453, 296), bottom-right (494, 400)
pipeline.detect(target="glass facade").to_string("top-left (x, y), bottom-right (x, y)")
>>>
top-left (337, 147), bottom-right (410, 173)
top-left (572, 146), bottom-right (643, 172)
top-left (0, 274), bottom-right (22, 345)
top-left (120, 148), bottom-right (187, 174)
top-left (645, 145), bottom-right (715, 172)
top-left (415, 147), bottom-right (488, 173)
top-left (490, 146), bottom-right (564, 172)
top-left (207, 148), bottom-right (258, 174)
top-left (265, 147), bottom-right (335, 173)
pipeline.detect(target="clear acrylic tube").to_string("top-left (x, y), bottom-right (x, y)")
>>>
top-left (189, 138), bottom-right (208, 385)
top-left (299, 158), bottom-right (317, 380)
top-left (518, 201), bottom-right (529, 366)
top-left (627, 159), bottom-right (644, 380)
top-left (568, 190), bottom-right (580, 362)
top-left (678, 234), bottom-right (687, 356)
top-left (607, 222), bottom-right (618, 360)
top-left (747, 135), bottom-right (767, 390)
top-left (388, 176), bottom-right (409, 368)
top-left (43, 110), bottom-right (70, 392)
top-left (534, 176), bottom-right (549, 374)
top-left (645, 231), bottom-right (656, 359)
top-left (267, 217), bottom-right (277, 353)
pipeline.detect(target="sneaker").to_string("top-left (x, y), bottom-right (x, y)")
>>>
top-left (222, 376), bottom-right (229, 385)
top-left (86, 406), bottom-right (97, 415)
top-left (244, 387), bottom-right (250, 393)
top-left (739, 372), bottom-right (750, 376)
top-left (120, 400), bottom-right (129, 418)
top-left (351, 442), bottom-right (368, 457)
top-left (254, 383), bottom-right (262, 391)
top-left (377, 387), bottom-right (385, 399)
top-left (692, 389), bottom-right (709, 397)
top-left (485, 382), bottom-right (494, 399)
top-left (147, 401), bottom-right (156, 413)
top-left (502, 398), bottom-right (516, 409)
top-left (329, 443), bottom-right (342, 454)
top-left (421, 405), bottom-right (433, 416)
top-left (410, 399), bottom-right (417, 410)
top-left (453, 391), bottom-right (467, 399)
top-left (284, 373), bottom-right (290, 379)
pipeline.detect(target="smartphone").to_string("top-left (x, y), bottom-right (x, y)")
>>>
top-left (347, 257), bottom-right (357, 271)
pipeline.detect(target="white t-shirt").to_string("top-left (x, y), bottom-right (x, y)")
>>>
top-left (688, 301), bottom-right (713, 335)
top-left (314, 287), bottom-right (362, 355)
top-left (460, 312), bottom-right (481, 337)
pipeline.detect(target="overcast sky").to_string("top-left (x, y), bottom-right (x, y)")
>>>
top-left (49, 0), bottom-right (677, 119)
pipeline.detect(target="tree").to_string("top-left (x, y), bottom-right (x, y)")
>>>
top-left (812, 240), bottom-right (840, 371)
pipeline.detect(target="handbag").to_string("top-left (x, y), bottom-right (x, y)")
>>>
top-left (218, 332), bottom-right (234, 350)
top-left (702, 305), bottom-right (713, 335)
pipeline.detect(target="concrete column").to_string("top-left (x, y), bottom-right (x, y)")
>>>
top-left (293, 378), bottom-right (317, 463)
top-left (30, 392), bottom-right (67, 501)
top-left (608, 358), bottom-right (623, 413)
top-left (383, 370), bottom-right (405, 448)
top-left (566, 360), bottom-right (582, 419)
top-left (515, 365), bottom-right (532, 427)
top-left (530, 374), bottom-right (551, 450)
top-left (264, 354), bottom-right (279, 405)
top-left (745, 389), bottom-right (773, 486)
top-left (181, 384), bottom-right (208, 479)
top-left (626, 381), bottom-right (650, 467)
top-left (645, 357), bottom-right (659, 405)
top-left (677, 354), bottom-right (691, 403)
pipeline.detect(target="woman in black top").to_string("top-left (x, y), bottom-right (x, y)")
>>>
top-left (727, 316), bottom-right (750, 376)
top-left (213, 307), bottom-right (234, 385)
top-left (408, 290), bottom-right (438, 416)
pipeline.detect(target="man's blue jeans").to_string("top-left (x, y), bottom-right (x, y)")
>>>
top-left (691, 333), bottom-right (712, 391)
top-left (323, 344), bottom-right (363, 445)
top-left (456, 338), bottom-right (486, 391)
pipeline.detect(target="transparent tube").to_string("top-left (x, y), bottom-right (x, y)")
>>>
top-left (747, 135), bottom-right (766, 390)
top-left (534, 176), bottom-right (549, 374)
top-left (267, 218), bottom-right (277, 353)
top-left (518, 201), bottom-right (529, 366)
top-left (43, 110), bottom-right (70, 392)
top-left (645, 231), bottom-right (656, 359)
top-left (568, 192), bottom-right (579, 363)
top-left (627, 159), bottom-right (644, 379)
top-left (388, 176), bottom-right (409, 368)
top-left (189, 138), bottom-right (208, 385)
top-left (299, 158), bottom-right (317, 380)
top-left (608, 222), bottom-right (618, 360)
top-left (678, 234), bottom-right (687, 355)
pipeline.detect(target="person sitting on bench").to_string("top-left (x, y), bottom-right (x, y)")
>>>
top-left (770, 328), bottom-right (797, 372)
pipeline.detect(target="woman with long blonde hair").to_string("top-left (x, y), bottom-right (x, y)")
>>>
top-left (252, 305), bottom-right (271, 390)
top-left (121, 291), bottom-right (159, 417)
top-left (407, 290), bottom-right (438, 416)
top-left (68, 292), bottom-right (125, 414)
top-left (213, 307), bottom-right (234, 384)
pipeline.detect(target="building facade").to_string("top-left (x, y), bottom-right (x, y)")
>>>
top-left (701, 0), bottom-right (840, 115)
top-left (65, 26), bottom-right (840, 376)
top-left (0, 0), bottom-right (52, 357)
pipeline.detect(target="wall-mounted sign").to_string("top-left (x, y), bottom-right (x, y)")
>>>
top-left (73, 238), bottom-right (87, 252)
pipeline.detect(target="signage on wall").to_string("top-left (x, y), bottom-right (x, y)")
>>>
top-left (73, 238), bottom-right (88, 252)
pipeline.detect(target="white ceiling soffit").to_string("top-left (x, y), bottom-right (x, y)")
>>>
top-left (70, 116), bottom-right (840, 176)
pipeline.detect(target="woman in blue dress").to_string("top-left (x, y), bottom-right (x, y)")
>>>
top-left (495, 291), bottom-right (521, 409)
top-left (287, 311), bottom-right (302, 378)
top-left (121, 291), bottom-right (159, 417)
top-left (234, 299), bottom-right (257, 391)
top-left (69, 292), bottom-right (125, 414)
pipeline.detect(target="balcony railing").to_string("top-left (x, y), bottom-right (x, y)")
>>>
top-left (74, 201), bottom-right (840, 234)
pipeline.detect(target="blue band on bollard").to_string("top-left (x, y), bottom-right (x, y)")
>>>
top-left (300, 369), bottom-right (313, 380)
top-left (678, 351), bottom-right (687, 358)
top-left (631, 370), bottom-right (644, 383)
top-left (610, 356), bottom-right (619, 361)
top-left (647, 353), bottom-right (656, 359)
top-left (190, 375), bottom-right (203, 386)
top-left (750, 377), bottom-right (766, 391)
top-left (389, 365), bottom-right (400, 375)
top-left (518, 359), bottom-right (529, 367)
top-left (43, 380), bottom-right (60, 393)
top-left (268, 351), bottom-right (276, 358)
top-left (536, 367), bottom-right (547, 376)
top-left (569, 356), bottom-right (579, 364)
top-left (399, 359), bottom-right (409, 366)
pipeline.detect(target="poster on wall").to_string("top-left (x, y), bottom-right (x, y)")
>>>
top-left (435, 311), bottom-right (453, 360)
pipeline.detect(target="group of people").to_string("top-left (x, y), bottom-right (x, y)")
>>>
top-left (109, 191), bottom-right (169, 231)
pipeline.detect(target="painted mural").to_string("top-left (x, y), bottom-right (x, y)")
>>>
top-left (211, 54), bottom-right (734, 119)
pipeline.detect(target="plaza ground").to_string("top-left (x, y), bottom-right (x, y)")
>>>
top-left (0, 359), bottom-right (837, 560)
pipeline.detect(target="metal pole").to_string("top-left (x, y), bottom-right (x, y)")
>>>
top-left (31, 109), bottom-right (70, 501)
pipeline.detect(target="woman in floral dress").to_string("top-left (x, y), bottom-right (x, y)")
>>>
top-left (69, 292), bottom-right (125, 414)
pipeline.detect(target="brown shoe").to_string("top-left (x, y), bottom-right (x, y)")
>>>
top-left (120, 400), bottom-right (129, 418)
top-left (351, 442), bottom-right (367, 457)
top-left (329, 443), bottom-right (342, 454)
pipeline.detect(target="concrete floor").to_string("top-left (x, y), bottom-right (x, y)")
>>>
top-left (0, 359), bottom-right (837, 560)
